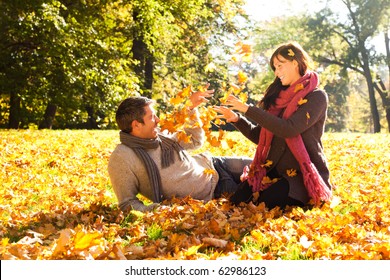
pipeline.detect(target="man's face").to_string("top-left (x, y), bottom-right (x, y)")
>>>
top-left (135, 104), bottom-right (160, 139)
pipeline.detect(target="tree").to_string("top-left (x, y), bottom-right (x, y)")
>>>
top-left (0, 0), bottom-right (248, 129)
top-left (307, 0), bottom-right (389, 132)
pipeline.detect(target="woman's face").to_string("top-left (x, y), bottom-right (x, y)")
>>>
top-left (273, 55), bottom-right (301, 86)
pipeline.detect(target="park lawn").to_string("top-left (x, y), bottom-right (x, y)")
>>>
top-left (1, 129), bottom-right (390, 260)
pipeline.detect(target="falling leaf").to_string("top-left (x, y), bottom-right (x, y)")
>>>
top-left (298, 98), bottom-right (308, 105)
top-left (286, 169), bottom-right (297, 177)
top-left (261, 160), bottom-right (273, 168)
top-left (239, 92), bottom-right (248, 103)
top-left (294, 83), bottom-right (304, 93)
top-left (204, 169), bottom-right (216, 175)
top-left (237, 71), bottom-right (248, 84)
top-left (261, 176), bottom-right (279, 185)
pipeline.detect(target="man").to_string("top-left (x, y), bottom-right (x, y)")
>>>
top-left (108, 86), bottom-right (252, 213)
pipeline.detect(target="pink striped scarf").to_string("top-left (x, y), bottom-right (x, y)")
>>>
top-left (242, 71), bottom-right (332, 205)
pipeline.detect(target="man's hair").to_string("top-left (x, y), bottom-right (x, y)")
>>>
top-left (115, 96), bottom-right (155, 133)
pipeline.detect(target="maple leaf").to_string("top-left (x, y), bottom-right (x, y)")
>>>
top-left (74, 230), bottom-right (102, 250)
top-left (169, 96), bottom-right (185, 105)
top-left (288, 49), bottom-right (295, 57)
top-left (286, 169), bottom-right (297, 177)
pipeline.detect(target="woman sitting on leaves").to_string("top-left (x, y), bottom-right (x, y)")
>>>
top-left (214, 42), bottom-right (333, 209)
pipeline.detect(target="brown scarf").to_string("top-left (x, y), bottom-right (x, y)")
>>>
top-left (120, 131), bottom-right (189, 202)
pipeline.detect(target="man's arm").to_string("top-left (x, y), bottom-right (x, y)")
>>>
top-left (108, 148), bottom-right (159, 213)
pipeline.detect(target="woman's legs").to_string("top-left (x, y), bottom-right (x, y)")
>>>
top-left (258, 177), bottom-right (304, 209)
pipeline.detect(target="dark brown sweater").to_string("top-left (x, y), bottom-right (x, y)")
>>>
top-left (233, 89), bottom-right (332, 204)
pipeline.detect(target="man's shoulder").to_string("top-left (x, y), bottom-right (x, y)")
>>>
top-left (109, 143), bottom-right (137, 161)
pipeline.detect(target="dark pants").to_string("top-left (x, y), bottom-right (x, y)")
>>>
top-left (212, 156), bottom-right (252, 198)
top-left (230, 172), bottom-right (304, 209)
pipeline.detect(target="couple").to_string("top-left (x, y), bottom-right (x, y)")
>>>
top-left (108, 42), bottom-right (333, 213)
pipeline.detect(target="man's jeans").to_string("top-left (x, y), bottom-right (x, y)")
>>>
top-left (212, 156), bottom-right (252, 198)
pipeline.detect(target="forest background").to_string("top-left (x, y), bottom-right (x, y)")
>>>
top-left (1, 0), bottom-right (389, 133)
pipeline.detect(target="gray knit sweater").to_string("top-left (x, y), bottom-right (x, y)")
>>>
top-left (108, 109), bottom-right (219, 212)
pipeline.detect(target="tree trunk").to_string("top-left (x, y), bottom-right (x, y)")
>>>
top-left (8, 92), bottom-right (21, 129)
top-left (144, 54), bottom-right (154, 95)
top-left (132, 38), bottom-right (154, 98)
top-left (360, 45), bottom-right (381, 132)
top-left (374, 76), bottom-right (390, 132)
top-left (365, 76), bottom-right (381, 133)
top-left (39, 103), bottom-right (57, 129)
top-left (85, 105), bottom-right (98, 129)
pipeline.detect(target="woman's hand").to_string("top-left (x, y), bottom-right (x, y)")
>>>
top-left (188, 83), bottom-right (215, 109)
top-left (223, 94), bottom-right (249, 113)
top-left (213, 106), bottom-right (239, 123)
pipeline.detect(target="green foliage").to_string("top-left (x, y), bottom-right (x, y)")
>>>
top-left (0, 0), bottom-right (248, 129)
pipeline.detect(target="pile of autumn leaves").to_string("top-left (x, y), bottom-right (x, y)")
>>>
top-left (1, 130), bottom-right (390, 260)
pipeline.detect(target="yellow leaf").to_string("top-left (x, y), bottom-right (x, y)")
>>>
top-left (286, 169), bottom-right (297, 177)
top-left (2, 238), bottom-right (9, 247)
top-left (261, 176), bottom-right (279, 185)
top-left (181, 85), bottom-right (192, 98)
top-left (230, 83), bottom-right (242, 94)
top-left (298, 98), bottom-right (308, 105)
top-left (294, 83), bottom-right (304, 93)
top-left (239, 92), bottom-right (248, 103)
top-left (204, 169), bottom-right (216, 175)
top-left (185, 244), bottom-right (202, 256)
top-left (288, 49), bottom-right (295, 57)
top-left (74, 230), bottom-right (102, 250)
top-left (261, 160), bottom-right (273, 168)
top-left (170, 96), bottom-right (185, 105)
top-left (237, 71), bottom-right (248, 84)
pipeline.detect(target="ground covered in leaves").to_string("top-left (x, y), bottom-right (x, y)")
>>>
top-left (1, 130), bottom-right (390, 260)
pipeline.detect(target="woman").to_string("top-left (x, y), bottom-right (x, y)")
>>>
top-left (214, 42), bottom-right (332, 209)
